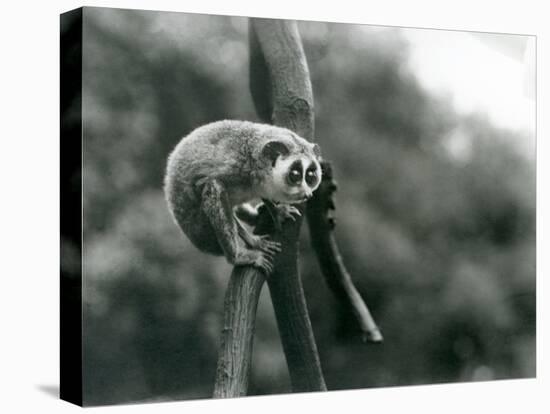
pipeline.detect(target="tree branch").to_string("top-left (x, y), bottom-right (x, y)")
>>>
top-left (213, 267), bottom-right (265, 398)
top-left (249, 18), bottom-right (327, 392)
top-left (249, 18), bottom-right (314, 137)
top-left (307, 162), bottom-right (383, 343)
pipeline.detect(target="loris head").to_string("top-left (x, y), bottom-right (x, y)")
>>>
top-left (259, 134), bottom-right (322, 204)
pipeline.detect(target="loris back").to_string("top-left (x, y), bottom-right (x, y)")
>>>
top-left (164, 120), bottom-right (322, 262)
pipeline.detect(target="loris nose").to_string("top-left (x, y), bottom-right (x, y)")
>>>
top-left (305, 191), bottom-right (313, 199)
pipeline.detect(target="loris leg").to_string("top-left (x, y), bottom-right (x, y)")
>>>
top-left (201, 180), bottom-right (275, 274)
top-left (234, 217), bottom-right (281, 255)
top-left (234, 203), bottom-right (282, 254)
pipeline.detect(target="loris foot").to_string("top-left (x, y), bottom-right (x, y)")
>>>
top-left (236, 220), bottom-right (281, 255)
top-left (247, 234), bottom-right (282, 255)
top-left (234, 248), bottom-right (275, 275)
top-left (252, 251), bottom-right (275, 275)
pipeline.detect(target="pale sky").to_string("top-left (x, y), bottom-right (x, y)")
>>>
top-left (400, 28), bottom-right (535, 157)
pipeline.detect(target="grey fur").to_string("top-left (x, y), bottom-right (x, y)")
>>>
top-left (164, 120), bottom-right (321, 273)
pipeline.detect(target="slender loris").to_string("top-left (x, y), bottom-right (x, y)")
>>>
top-left (164, 120), bottom-right (322, 274)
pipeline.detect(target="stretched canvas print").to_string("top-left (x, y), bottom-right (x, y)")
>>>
top-left (60, 6), bottom-right (536, 407)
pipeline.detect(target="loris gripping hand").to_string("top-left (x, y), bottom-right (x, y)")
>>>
top-left (201, 180), bottom-right (281, 274)
top-left (164, 120), bottom-right (322, 275)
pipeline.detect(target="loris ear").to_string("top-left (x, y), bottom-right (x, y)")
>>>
top-left (311, 143), bottom-right (321, 158)
top-left (261, 140), bottom-right (290, 166)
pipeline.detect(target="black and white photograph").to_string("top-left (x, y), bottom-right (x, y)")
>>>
top-left (1, 1), bottom-right (547, 413)
top-left (60, 6), bottom-right (536, 406)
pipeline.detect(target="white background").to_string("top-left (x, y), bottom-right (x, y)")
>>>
top-left (0, 0), bottom-right (547, 412)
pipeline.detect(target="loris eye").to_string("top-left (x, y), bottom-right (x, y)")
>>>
top-left (287, 169), bottom-right (302, 185)
top-left (305, 169), bottom-right (318, 186)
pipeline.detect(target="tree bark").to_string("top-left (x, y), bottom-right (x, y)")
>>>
top-left (249, 18), bottom-right (327, 392)
top-left (307, 162), bottom-right (383, 343)
top-left (213, 267), bottom-right (265, 398)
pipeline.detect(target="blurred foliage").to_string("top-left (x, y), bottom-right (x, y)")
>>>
top-left (79, 8), bottom-right (535, 405)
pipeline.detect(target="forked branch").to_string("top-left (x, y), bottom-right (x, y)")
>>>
top-left (214, 16), bottom-right (381, 399)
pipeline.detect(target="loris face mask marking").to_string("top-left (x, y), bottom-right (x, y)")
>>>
top-left (276, 156), bottom-right (321, 203)
top-left (286, 160), bottom-right (303, 186)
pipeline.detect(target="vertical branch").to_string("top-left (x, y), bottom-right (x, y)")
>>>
top-left (249, 19), bottom-right (314, 137)
top-left (250, 18), bottom-right (327, 392)
top-left (213, 267), bottom-right (265, 398)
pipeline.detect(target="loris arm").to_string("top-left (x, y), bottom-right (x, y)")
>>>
top-left (201, 180), bottom-right (279, 274)
top-left (234, 203), bottom-right (282, 259)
